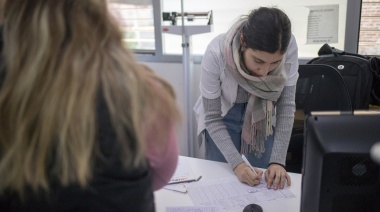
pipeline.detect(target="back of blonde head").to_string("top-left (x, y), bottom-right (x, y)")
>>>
top-left (0, 0), bottom-right (180, 196)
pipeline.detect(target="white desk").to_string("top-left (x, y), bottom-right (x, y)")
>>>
top-left (154, 156), bottom-right (301, 212)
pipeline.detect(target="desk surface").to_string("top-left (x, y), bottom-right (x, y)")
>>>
top-left (154, 156), bottom-right (301, 212)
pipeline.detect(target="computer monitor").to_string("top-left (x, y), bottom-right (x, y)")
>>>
top-left (300, 112), bottom-right (380, 212)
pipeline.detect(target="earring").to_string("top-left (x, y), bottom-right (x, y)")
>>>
top-left (240, 46), bottom-right (245, 52)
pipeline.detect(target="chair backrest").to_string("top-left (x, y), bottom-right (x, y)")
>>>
top-left (296, 64), bottom-right (352, 115)
top-left (287, 64), bottom-right (353, 173)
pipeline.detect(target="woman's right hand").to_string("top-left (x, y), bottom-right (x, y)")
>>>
top-left (233, 162), bottom-right (263, 186)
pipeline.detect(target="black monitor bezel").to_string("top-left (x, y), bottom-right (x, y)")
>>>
top-left (300, 113), bottom-right (380, 212)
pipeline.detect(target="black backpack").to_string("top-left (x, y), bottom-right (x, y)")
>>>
top-left (308, 44), bottom-right (377, 109)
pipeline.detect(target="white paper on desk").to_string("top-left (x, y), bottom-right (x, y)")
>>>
top-left (166, 206), bottom-right (220, 212)
top-left (186, 176), bottom-right (295, 211)
top-left (168, 157), bottom-right (198, 184)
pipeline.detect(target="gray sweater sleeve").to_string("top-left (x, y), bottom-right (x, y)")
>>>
top-left (203, 85), bottom-right (296, 169)
top-left (203, 97), bottom-right (244, 169)
top-left (269, 85), bottom-right (296, 166)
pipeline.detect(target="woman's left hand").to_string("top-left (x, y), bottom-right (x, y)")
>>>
top-left (264, 164), bottom-right (291, 190)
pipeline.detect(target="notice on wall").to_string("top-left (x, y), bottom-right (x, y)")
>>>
top-left (306, 4), bottom-right (339, 44)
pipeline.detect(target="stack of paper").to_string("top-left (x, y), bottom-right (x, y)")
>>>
top-left (168, 157), bottom-right (200, 184)
top-left (164, 157), bottom-right (201, 193)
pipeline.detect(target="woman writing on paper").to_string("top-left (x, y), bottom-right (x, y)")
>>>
top-left (194, 7), bottom-right (298, 190)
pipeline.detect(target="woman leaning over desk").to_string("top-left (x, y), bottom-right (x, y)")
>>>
top-left (0, 0), bottom-right (180, 211)
top-left (194, 7), bottom-right (299, 190)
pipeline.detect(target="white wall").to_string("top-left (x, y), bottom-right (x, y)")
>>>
top-left (142, 62), bottom-right (205, 159)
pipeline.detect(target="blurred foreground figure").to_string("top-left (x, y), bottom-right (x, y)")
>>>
top-left (0, 0), bottom-right (181, 211)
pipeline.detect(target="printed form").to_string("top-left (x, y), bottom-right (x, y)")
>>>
top-left (186, 176), bottom-right (295, 211)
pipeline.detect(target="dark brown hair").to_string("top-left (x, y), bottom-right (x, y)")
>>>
top-left (241, 7), bottom-right (292, 54)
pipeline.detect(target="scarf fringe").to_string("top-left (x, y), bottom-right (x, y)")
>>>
top-left (241, 101), bottom-right (273, 158)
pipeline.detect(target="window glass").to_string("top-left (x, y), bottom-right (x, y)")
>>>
top-left (162, 0), bottom-right (351, 58)
top-left (109, 0), bottom-right (155, 50)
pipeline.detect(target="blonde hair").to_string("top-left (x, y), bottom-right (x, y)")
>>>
top-left (0, 0), bottom-right (180, 196)
top-left (0, 0), bottom-right (5, 24)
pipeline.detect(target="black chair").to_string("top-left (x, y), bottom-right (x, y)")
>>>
top-left (286, 64), bottom-right (352, 173)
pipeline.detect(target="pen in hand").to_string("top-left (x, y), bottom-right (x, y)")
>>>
top-left (242, 154), bottom-right (258, 176)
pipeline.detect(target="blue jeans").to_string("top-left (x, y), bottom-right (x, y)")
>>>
top-left (205, 103), bottom-right (274, 168)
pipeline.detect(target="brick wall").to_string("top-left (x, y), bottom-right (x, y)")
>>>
top-left (359, 0), bottom-right (380, 55)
